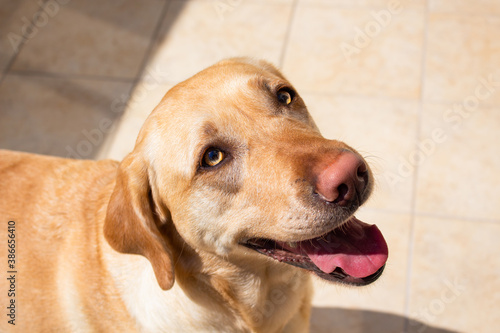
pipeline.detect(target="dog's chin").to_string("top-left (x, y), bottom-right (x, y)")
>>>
top-left (241, 216), bottom-right (388, 286)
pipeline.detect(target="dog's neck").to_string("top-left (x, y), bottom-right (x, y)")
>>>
top-left (94, 176), bottom-right (312, 332)
top-left (100, 232), bottom-right (311, 332)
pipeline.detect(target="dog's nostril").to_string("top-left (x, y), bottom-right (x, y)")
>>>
top-left (333, 183), bottom-right (349, 204)
top-left (357, 162), bottom-right (369, 182)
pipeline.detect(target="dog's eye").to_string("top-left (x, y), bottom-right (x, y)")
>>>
top-left (202, 148), bottom-right (225, 167)
top-left (277, 89), bottom-right (293, 105)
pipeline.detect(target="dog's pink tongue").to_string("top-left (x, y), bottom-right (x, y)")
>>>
top-left (297, 218), bottom-right (388, 278)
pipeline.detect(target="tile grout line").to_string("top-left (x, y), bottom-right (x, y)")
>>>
top-left (7, 69), bottom-right (136, 83)
top-left (278, 0), bottom-right (299, 69)
top-left (0, 0), bottom-right (51, 86)
top-left (403, 1), bottom-right (431, 331)
top-left (413, 211), bottom-right (500, 225)
top-left (361, 206), bottom-right (500, 225)
top-left (301, 90), bottom-right (420, 103)
top-left (298, 90), bottom-right (500, 110)
top-left (94, 0), bottom-right (173, 160)
top-left (2, 0), bottom-right (173, 89)
top-left (129, 0), bottom-right (173, 92)
top-left (121, 0), bottom-right (172, 105)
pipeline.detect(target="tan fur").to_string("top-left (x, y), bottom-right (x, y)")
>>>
top-left (0, 58), bottom-right (370, 332)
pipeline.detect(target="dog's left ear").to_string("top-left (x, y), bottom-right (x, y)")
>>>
top-left (104, 153), bottom-right (174, 290)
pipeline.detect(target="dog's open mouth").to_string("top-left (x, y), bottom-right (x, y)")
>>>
top-left (243, 217), bottom-right (388, 286)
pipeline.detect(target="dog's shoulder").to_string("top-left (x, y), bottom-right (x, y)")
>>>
top-left (0, 149), bottom-right (119, 224)
top-left (0, 149), bottom-right (118, 180)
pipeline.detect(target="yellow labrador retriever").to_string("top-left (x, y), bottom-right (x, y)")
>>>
top-left (0, 58), bottom-right (388, 332)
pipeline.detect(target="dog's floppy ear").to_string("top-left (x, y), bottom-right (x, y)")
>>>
top-left (104, 153), bottom-right (174, 290)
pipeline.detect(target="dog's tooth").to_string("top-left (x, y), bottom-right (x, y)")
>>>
top-left (287, 242), bottom-right (298, 248)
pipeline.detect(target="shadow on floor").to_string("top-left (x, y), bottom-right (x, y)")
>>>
top-left (0, 0), bottom-right (185, 159)
top-left (311, 307), bottom-right (459, 333)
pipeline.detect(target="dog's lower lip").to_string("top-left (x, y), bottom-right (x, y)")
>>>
top-left (242, 216), bottom-right (388, 284)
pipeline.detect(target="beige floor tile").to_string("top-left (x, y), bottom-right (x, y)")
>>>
top-left (10, 0), bottom-right (165, 78)
top-left (415, 103), bottom-right (500, 220)
top-left (311, 210), bottom-right (410, 332)
top-left (283, 2), bottom-right (424, 99)
top-left (424, 13), bottom-right (500, 104)
top-left (97, 77), bottom-right (174, 161)
top-left (146, 0), bottom-right (294, 84)
top-left (430, 0), bottom-right (500, 16)
top-left (0, 74), bottom-right (132, 158)
top-left (302, 94), bottom-right (419, 213)
top-left (408, 217), bottom-right (500, 332)
top-left (0, 0), bottom-right (44, 73)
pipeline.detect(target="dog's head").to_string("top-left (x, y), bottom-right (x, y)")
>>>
top-left (104, 58), bottom-right (388, 290)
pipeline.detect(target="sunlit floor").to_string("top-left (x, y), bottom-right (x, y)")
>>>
top-left (1, 1), bottom-right (499, 332)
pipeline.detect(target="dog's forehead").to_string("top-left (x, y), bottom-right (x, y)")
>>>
top-left (143, 59), bottom-right (315, 150)
top-left (201, 67), bottom-right (284, 97)
top-left (158, 64), bottom-right (288, 118)
top-left (181, 59), bottom-right (286, 94)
